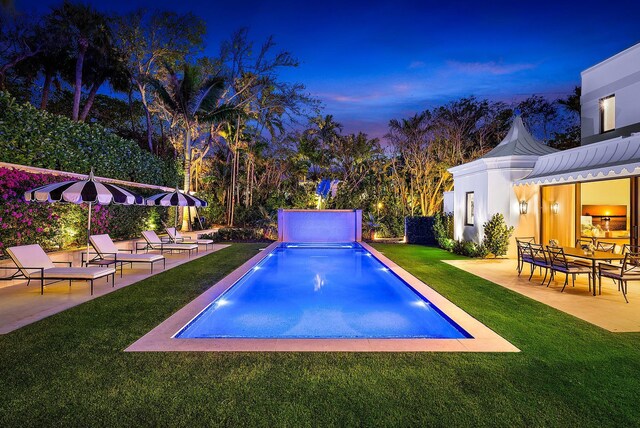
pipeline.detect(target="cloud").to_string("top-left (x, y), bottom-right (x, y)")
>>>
top-left (317, 92), bottom-right (384, 104)
top-left (408, 60), bottom-right (426, 69)
top-left (446, 60), bottom-right (537, 75)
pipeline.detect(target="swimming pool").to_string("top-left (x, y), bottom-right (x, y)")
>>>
top-left (175, 243), bottom-right (471, 339)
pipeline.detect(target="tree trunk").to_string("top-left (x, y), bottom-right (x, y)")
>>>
top-left (181, 128), bottom-right (192, 231)
top-left (127, 88), bottom-right (135, 134)
top-left (79, 79), bottom-right (103, 122)
top-left (72, 39), bottom-right (88, 121)
top-left (144, 108), bottom-right (153, 153)
top-left (40, 69), bottom-right (53, 110)
top-left (138, 84), bottom-right (153, 153)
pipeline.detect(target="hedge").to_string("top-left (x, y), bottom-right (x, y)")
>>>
top-left (0, 91), bottom-right (181, 256)
top-left (0, 91), bottom-right (179, 186)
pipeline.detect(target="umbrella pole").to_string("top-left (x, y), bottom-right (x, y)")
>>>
top-left (196, 206), bottom-right (204, 230)
top-left (175, 205), bottom-right (178, 230)
top-left (87, 202), bottom-right (92, 264)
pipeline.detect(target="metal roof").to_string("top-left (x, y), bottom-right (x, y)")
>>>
top-left (482, 116), bottom-right (558, 159)
top-left (516, 133), bottom-right (640, 185)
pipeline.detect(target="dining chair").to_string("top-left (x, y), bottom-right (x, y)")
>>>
top-left (546, 246), bottom-right (592, 292)
top-left (527, 243), bottom-right (551, 284)
top-left (598, 252), bottom-right (640, 302)
top-left (576, 238), bottom-right (593, 248)
top-left (516, 237), bottom-right (536, 275)
top-left (596, 241), bottom-right (616, 253)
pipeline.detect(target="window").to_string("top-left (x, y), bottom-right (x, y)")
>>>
top-left (465, 192), bottom-right (475, 226)
top-left (600, 95), bottom-right (615, 133)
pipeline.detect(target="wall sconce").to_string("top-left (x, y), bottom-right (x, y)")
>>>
top-left (551, 202), bottom-right (559, 214)
top-left (519, 200), bottom-right (528, 215)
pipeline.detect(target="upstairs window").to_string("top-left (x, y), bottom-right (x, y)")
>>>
top-left (600, 95), bottom-right (615, 133)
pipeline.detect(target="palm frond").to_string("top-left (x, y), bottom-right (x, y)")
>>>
top-left (198, 103), bottom-right (244, 124)
top-left (192, 76), bottom-right (226, 114)
top-left (144, 75), bottom-right (179, 113)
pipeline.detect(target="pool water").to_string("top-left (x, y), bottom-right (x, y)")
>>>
top-left (175, 243), bottom-right (471, 339)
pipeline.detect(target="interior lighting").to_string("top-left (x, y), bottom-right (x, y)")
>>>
top-left (551, 202), bottom-right (560, 214)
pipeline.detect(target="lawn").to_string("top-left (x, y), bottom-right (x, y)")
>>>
top-left (1, 243), bottom-right (639, 427)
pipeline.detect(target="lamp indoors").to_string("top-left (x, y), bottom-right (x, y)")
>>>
top-left (551, 202), bottom-right (560, 214)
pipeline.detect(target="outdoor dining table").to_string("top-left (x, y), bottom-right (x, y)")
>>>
top-left (561, 246), bottom-right (626, 296)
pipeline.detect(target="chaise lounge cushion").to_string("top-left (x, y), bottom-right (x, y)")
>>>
top-left (90, 234), bottom-right (164, 262)
top-left (166, 227), bottom-right (214, 245)
top-left (7, 244), bottom-right (115, 279)
top-left (142, 231), bottom-right (198, 251)
top-left (6, 244), bottom-right (54, 276)
top-left (38, 267), bottom-right (115, 280)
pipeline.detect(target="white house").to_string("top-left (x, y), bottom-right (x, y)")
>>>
top-left (448, 42), bottom-right (640, 257)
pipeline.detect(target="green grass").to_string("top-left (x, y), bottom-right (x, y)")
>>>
top-left (1, 243), bottom-right (639, 427)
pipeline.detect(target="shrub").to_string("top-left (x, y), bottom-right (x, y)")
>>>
top-left (452, 240), bottom-right (488, 258)
top-left (404, 216), bottom-right (436, 245)
top-left (482, 213), bottom-right (515, 258)
top-left (203, 227), bottom-right (274, 242)
top-left (433, 212), bottom-right (454, 250)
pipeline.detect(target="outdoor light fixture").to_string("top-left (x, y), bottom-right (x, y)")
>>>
top-left (551, 202), bottom-right (559, 214)
top-left (519, 200), bottom-right (528, 215)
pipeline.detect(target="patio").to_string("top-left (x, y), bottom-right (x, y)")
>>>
top-left (444, 257), bottom-right (640, 332)
top-left (0, 232), bottom-right (227, 334)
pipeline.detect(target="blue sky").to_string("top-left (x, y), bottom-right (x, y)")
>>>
top-left (16, 0), bottom-right (640, 138)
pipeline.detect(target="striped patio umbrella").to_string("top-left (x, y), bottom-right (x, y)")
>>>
top-left (25, 169), bottom-right (144, 259)
top-left (146, 188), bottom-right (208, 229)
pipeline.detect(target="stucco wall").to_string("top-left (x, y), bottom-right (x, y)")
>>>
top-left (581, 44), bottom-right (640, 141)
top-left (452, 163), bottom-right (538, 257)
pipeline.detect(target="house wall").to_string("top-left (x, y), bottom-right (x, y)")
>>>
top-left (581, 43), bottom-right (640, 145)
top-left (442, 191), bottom-right (454, 214)
top-left (452, 170), bottom-right (487, 244)
top-left (452, 165), bottom-right (538, 257)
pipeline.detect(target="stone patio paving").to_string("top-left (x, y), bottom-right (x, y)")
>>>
top-left (444, 258), bottom-right (640, 332)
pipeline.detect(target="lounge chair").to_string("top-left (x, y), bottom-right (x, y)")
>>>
top-left (137, 230), bottom-right (198, 257)
top-left (6, 244), bottom-right (115, 295)
top-left (89, 234), bottom-right (165, 274)
top-left (165, 227), bottom-right (214, 250)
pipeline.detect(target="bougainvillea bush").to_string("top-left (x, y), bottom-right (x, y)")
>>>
top-left (0, 167), bottom-right (166, 257)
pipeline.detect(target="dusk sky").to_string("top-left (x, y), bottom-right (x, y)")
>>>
top-left (16, 0), bottom-right (640, 138)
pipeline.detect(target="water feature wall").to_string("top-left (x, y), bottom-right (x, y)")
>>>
top-left (277, 209), bottom-right (362, 242)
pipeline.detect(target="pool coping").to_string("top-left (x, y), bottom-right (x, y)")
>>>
top-left (126, 242), bottom-right (519, 352)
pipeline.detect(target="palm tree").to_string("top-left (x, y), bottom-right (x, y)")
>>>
top-left (147, 62), bottom-right (239, 230)
top-left (78, 44), bottom-right (130, 121)
top-left (47, 1), bottom-right (112, 121)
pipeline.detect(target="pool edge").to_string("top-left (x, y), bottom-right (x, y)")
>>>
top-left (126, 242), bottom-right (519, 353)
